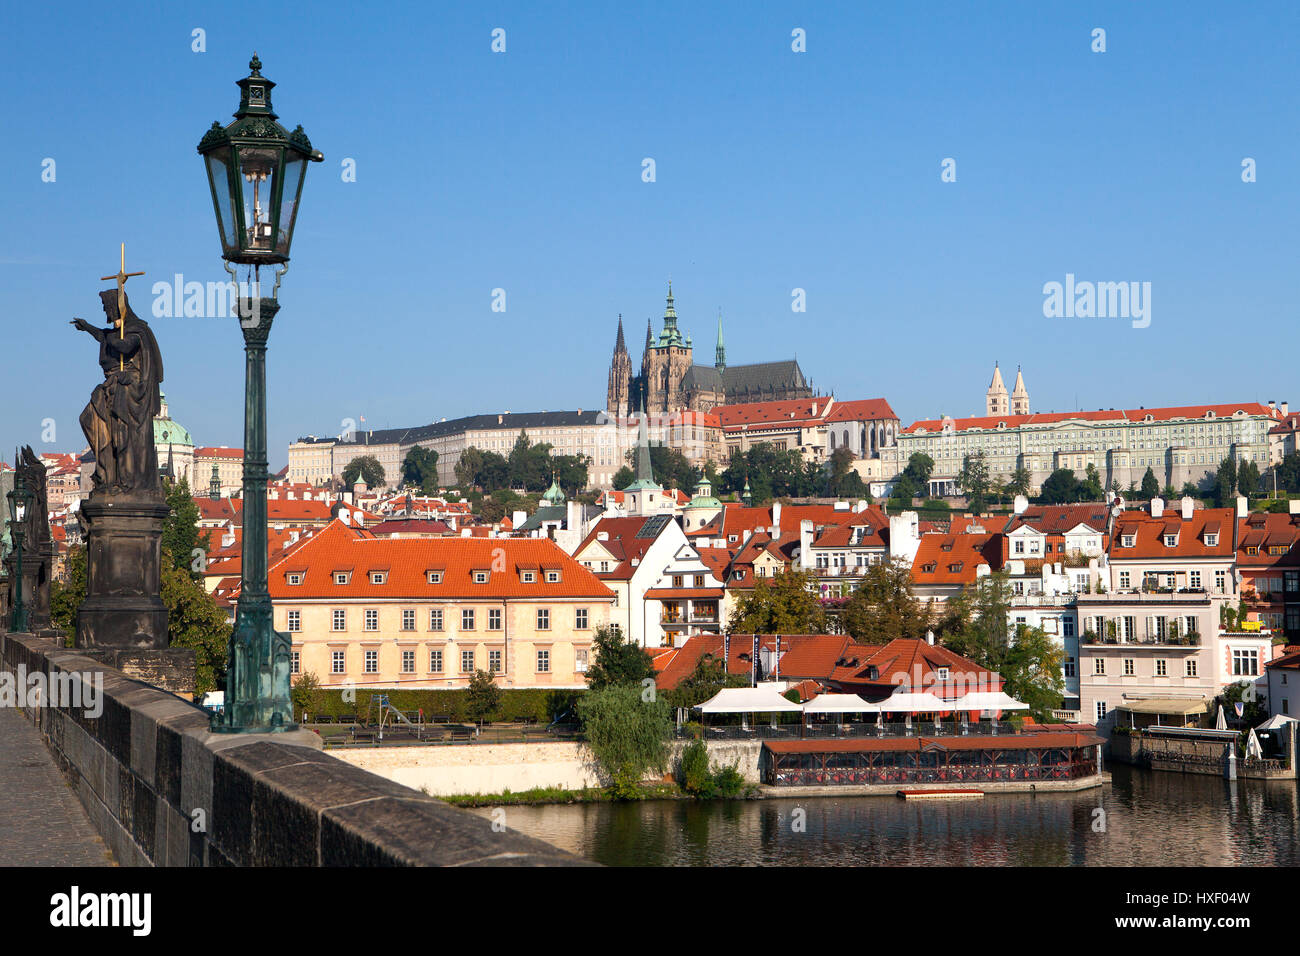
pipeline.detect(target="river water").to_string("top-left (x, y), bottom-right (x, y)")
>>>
top-left (476, 766), bottom-right (1300, 866)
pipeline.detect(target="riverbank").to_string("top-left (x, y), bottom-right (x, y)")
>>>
top-left (442, 783), bottom-right (685, 807)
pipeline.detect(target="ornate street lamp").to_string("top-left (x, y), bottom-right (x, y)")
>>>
top-left (6, 470), bottom-right (31, 633)
top-left (199, 54), bottom-right (322, 732)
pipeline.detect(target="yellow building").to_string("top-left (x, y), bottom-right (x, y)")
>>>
top-left (268, 520), bottom-right (614, 690)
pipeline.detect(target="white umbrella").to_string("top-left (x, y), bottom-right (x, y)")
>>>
top-left (952, 691), bottom-right (1030, 712)
top-left (802, 693), bottom-right (880, 714)
top-left (1246, 728), bottom-right (1263, 760)
top-left (1215, 704), bottom-right (1227, 730)
top-left (875, 691), bottom-right (950, 713)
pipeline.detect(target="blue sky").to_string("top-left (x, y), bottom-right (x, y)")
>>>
top-left (3, 1), bottom-right (1297, 469)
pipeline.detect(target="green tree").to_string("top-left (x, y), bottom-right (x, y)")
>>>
top-left (291, 671), bottom-right (321, 721)
top-left (903, 452), bottom-right (935, 488)
top-left (889, 475), bottom-right (918, 509)
top-left (612, 465), bottom-right (635, 490)
top-left (551, 453), bottom-right (590, 495)
top-left (576, 684), bottom-right (672, 799)
top-left (401, 445), bottom-right (440, 493)
top-left (1214, 457), bottom-right (1238, 506)
top-left (162, 477), bottom-right (211, 579)
top-left (840, 559), bottom-right (933, 643)
top-left (584, 625), bottom-right (656, 691)
top-left (50, 544), bottom-right (87, 635)
top-left (1180, 481), bottom-right (1201, 499)
top-left (1276, 452), bottom-right (1300, 494)
top-left (466, 668), bottom-right (503, 726)
top-left (727, 568), bottom-right (827, 635)
top-left (1140, 467), bottom-right (1160, 500)
top-left (342, 455), bottom-right (386, 489)
top-left (664, 653), bottom-right (748, 712)
top-left (1006, 466), bottom-right (1032, 499)
top-left (944, 573), bottom-right (1063, 720)
top-left (454, 447), bottom-right (484, 489)
top-left (1238, 460), bottom-right (1260, 497)
top-left (1082, 464), bottom-right (1103, 501)
top-left (1039, 468), bottom-right (1081, 504)
top-left (957, 451), bottom-right (991, 513)
top-left (161, 551), bottom-right (230, 695)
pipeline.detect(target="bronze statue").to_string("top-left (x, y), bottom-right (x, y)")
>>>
top-left (72, 289), bottom-right (164, 496)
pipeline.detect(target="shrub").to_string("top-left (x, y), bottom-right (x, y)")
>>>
top-left (679, 738), bottom-right (714, 796)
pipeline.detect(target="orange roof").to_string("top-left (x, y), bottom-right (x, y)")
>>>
top-left (717, 397), bottom-right (834, 429)
top-left (1111, 506), bottom-right (1235, 559)
top-left (691, 502), bottom-right (885, 540)
top-left (1004, 504), bottom-right (1110, 535)
top-left (837, 638), bottom-right (1001, 699)
top-left (1235, 512), bottom-right (1300, 568)
top-left (764, 732), bottom-right (1102, 754)
top-left (194, 447), bottom-right (244, 459)
top-left (654, 633), bottom-right (861, 690)
top-left (911, 533), bottom-right (1004, 585)
top-left (904, 402), bottom-right (1277, 435)
top-left (824, 398), bottom-right (898, 423)
top-left (266, 519), bottom-right (614, 600)
top-left (575, 515), bottom-right (677, 580)
top-left (642, 587), bottom-right (724, 600)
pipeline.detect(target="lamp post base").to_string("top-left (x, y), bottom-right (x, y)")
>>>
top-left (210, 592), bottom-right (296, 733)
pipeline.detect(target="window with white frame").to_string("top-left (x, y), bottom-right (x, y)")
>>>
top-left (1123, 658), bottom-right (1135, 676)
top-left (401, 650), bottom-right (415, 674)
top-left (401, 609), bottom-right (415, 631)
top-left (287, 610), bottom-right (301, 632)
top-left (370, 571), bottom-right (386, 585)
top-left (334, 572), bottom-right (349, 586)
top-left (1095, 700), bottom-right (1107, 721)
top-left (291, 651), bottom-right (300, 675)
top-left (536, 649), bottom-right (550, 673)
top-left (1094, 658), bottom-right (1105, 675)
top-left (575, 607), bottom-right (589, 629)
top-left (1232, 649), bottom-right (1259, 676)
top-left (537, 608), bottom-right (550, 630)
top-left (462, 609), bottom-right (475, 630)
top-left (430, 608), bottom-right (444, 631)
top-left (1119, 571), bottom-right (1130, 589)
top-left (429, 649), bottom-right (443, 673)
top-left (488, 608), bottom-right (502, 630)
top-left (1185, 659), bottom-right (1198, 678)
top-left (461, 649), bottom-right (474, 673)
top-left (365, 609), bottom-right (378, 631)
top-left (1155, 659), bottom-right (1167, 677)
top-left (488, 649), bottom-right (501, 673)
top-left (332, 609), bottom-right (346, 631)
top-left (1189, 570), bottom-right (1201, 590)
top-left (576, 648), bottom-right (589, 672)
top-left (331, 650), bottom-right (345, 674)
top-left (364, 650), bottom-right (378, 674)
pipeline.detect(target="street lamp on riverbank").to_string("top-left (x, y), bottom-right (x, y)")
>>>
top-left (199, 54), bottom-right (323, 732)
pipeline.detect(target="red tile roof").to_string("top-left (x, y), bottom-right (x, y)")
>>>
top-left (194, 447), bottom-right (244, 458)
top-left (717, 397), bottom-right (835, 429)
top-left (904, 403), bottom-right (1278, 435)
top-left (824, 398), bottom-right (898, 423)
top-left (911, 533), bottom-right (1004, 585)
top-left (653, 633), bottom-right (856, 690)
top-left (1004, 504), bottom-right (1110, 535)
top-left (1111, 506), bottom-right (1235, 559)
top-left (266, 519), bottom-right (614, 600)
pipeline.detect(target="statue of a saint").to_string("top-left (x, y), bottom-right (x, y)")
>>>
top-left (72, 290), bottom-right (164, 496)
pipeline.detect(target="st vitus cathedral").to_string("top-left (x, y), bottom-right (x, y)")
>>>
top-left (605, 283), bottom-right (814, 416)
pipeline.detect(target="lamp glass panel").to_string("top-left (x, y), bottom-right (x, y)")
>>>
top-left (275, 155), bottom-right (306, 256)
top-left (234, 146), bottom-right (281, 256)
top-left (205, 149), bottom-right (238, 257)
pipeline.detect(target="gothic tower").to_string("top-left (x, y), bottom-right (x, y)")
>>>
top-left (1010, 365), bottom-right (1030, 416)
top-left (986, 362), bottom-right (1009, 416)
top-left (606, 314), bottom-right (632, 417)
top-left (715, 310), bottom-right (726, 372)
top-left (643, 282), bottom-right (694, 414)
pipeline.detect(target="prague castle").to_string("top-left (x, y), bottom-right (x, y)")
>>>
top-left (606, 283), bottom-right (813, 416)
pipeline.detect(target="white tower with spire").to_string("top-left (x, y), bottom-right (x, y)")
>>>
top-left (1010, 365), bottom-right (1030, 416)
top-left (986, 363), bottom-right (1009, 416)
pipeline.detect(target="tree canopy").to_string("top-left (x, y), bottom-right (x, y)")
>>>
top-left (839, 559), bottom-right (934, 643)
top-left (342, 455), bottom-right (386, 489)
top-left (727, 568), bottom-right (827, 635)
top-left (584, 625), bottom-right (656, 691)
top-left (401, 445), bottom-right (440, 494)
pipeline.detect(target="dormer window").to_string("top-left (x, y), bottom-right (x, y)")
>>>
top-left (370, 571), bottom-right (386, 585)
top-left (922, 562), bottom-right (937, 573)
top-left (521, 570), bottom-right (536, 583)
top-left (1163, 534), bottom-right (1178, 547)
top-left (545, 570), bottom-right (561, 583)
top-left (287, 573), bottom-right (302, 586)
top-left (334, 571), bottom-right (350, 585)
top-left (1122, 535), bottom-right (1135, 548)
top-left (473, 571), bottom-right (489, 584)
top-left (936, 667), bottom-right (950, 681)
top-left (1204, 533), bottom-right (1218, 547)
top-left (427, 571), bottom-right (443, 584)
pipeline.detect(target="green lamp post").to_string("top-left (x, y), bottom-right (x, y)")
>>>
top-left (199, 54), bottom-right (322, 732)
top-left (6, 470), bottom-right (31, 633)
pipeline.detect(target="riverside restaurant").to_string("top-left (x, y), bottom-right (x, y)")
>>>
top-left (760, 732), bottom-right (1105, 787)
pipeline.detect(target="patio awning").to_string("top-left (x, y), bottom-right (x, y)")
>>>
top-left (875, 691), bottom-right (951, 713)
top-left (1117, 697), bottom-right (1208, 716)
top-left (802, 693), bottom-right (880, 714)
top-left (952, 691), bottom-right (1030, 711)
top-left (695, 686), bottom-right (803, 714)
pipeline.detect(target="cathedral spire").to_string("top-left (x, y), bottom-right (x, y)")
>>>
top-left (660, 281), bottom-right (682, 346)
top-left (715, 309), bottom-right (726, 371)
top-left (614, 313), bottom-right (626, 354)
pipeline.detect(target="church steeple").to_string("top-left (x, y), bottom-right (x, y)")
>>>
top-left (606, 313), bottom-right (632, 417)
top-left (659, 281), bottom-right (683, 347)
top-left (1010, 365), bottom-right (1030, 415)
top-left (986, 362), bottom-right (1009, 416)
top-left (715, 309), bottom-right (726, 371)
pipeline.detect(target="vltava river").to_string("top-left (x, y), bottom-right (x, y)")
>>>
top-left (476, 765), bottom-right (1300, 866)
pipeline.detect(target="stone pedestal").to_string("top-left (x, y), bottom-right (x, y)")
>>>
top-left (79, 647), bottom-right (197, 696)
top-left (76, 493), bottom-right (169, 649)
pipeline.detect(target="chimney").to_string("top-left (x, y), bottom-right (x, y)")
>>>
top-left (799, 519), bottom-right (814, 570)
top-left (1284, 402), bottom-right (1291, 417)
top-left (1013, 494), bottom-right (1029, 515)
top-left (461, 528), bottom-right (471, 537)
top-left (1180, 496), bottom-right (1194, 521)
top-left (1236, 496), bottom-right (1249, 519)
top-left (772, 501), bottom-right (782, 531)
top-left (854, 499), bottom-right (869, 513)
top-left (926, 629), bottom-right (935, 646)
top-left (339, 509), bottom-right (351, 526)
top-left (512, 510), bottom-right (527, 528)
top-left (1149, 496), bottom-right (1164, 518)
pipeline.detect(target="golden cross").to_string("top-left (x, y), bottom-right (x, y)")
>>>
top-left (100, 243), bottom-right (144, 370)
